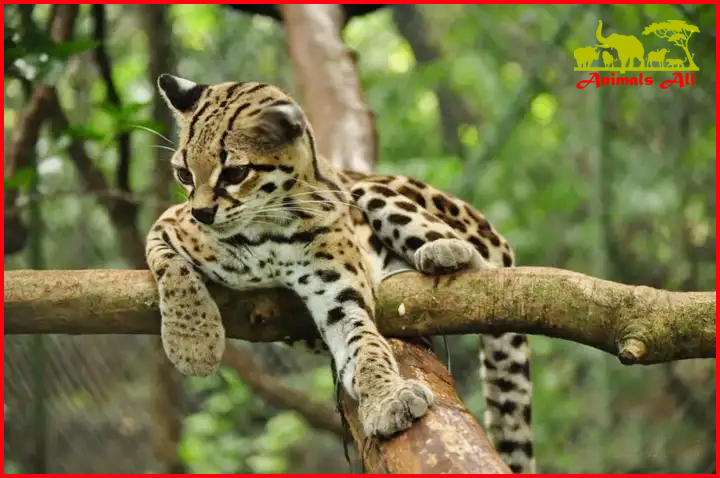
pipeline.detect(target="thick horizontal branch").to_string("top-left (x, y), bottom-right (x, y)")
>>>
top-left (4, 268), bottom-right (714, 365)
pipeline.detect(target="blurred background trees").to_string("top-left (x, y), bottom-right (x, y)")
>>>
top-left (4, 4), bottom-right (716, 474)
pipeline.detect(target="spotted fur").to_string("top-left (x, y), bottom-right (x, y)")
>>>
top-left (146, 74), bottom-right (535, 473)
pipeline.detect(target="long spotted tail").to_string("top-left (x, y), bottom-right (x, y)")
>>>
top-left (480, 332), bottom-right (535, 473)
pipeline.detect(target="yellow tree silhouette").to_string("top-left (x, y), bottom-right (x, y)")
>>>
top-left (643, 20), bottom-right (700, 70)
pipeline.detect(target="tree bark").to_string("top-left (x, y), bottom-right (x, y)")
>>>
top-left (278, 4), bottom-right (377, 173)
top-left (5, 268), bottom-right (714, 364)
top-left (340, 339), bottom-right (510, 473)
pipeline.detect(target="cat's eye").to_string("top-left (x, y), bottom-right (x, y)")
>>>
top-left (220, 150), bottom-right (228, 162)
top-left (175, 167), bottom-right (194, 185)
top-left (219, 166), bottom-right (249, 185)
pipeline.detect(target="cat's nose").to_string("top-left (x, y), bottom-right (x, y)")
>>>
top-left (191, 206), bottom-right (218, 225)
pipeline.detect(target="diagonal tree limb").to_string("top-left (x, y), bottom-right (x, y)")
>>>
top-left (221, 345), bottom-right (345, 437)
top-left (390, 5), bottom-right (479, 158)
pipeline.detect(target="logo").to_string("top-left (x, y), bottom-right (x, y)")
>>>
top-left (574, 20), bottom-right (699, 89)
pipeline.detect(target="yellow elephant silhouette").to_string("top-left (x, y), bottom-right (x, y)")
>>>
top-left (596, 20), bottom-right (644, 73)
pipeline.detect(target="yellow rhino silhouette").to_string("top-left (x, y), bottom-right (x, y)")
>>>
top-left (574, 45), bottom-right (600, 69)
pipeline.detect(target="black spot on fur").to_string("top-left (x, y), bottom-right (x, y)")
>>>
top-left (396, 201), bottom-right (418, 212)
top-left (371, 219), bottom-right (382, 231)
top-left (260, 182), bottom-right (277, 193)
top-left (367, 198), bottom-right (386, 211)
top-left (523, 405), bottom-right (532, 424)
top-left (494, 378), bottom-right (517, 392)
top-left (337, 288), bottom-right (366, 309)
top-left (497, 440), bottom-right (520, 455)
top-left (283, 178), bottom-right (297, 191)
top-left (298, 274), bottom-right (310, 285)
top-left (327, 307), bottom-right (344, 326)
top-left (351, 188), bottom-right (366, 200)
top-left (503, 252), bottom-right (513, 267)
top-left (279, 165), bottom-right (294, 174)
top-left (316, 269), bottom-right (341, 283)
top-left (405, 236), bottom-right (424, 250)
top-left (407, 177), bottom-right (427, 189)
top-left (393, 229), bottom-right (400, 239)
top-left (398, 185), bottom-right (426, 208)
top-left (511, 335), bottom-right (526, 347)
top-left (448, 203), bottom-right (460, 216)
top-left (248, 163), bottom-right (277, 172)
top-left (344, 263), bottom-right (358, 274)
top-left (425, 231), bottom-right (442, 241)
top-left (432, 195), bottom-right (447, 212)
top-left (388, 214), bottom-right (411, 226)
top-left (509, 361), bottom-right (530, 379)
top-left (492, 350), bottom-right (509, 362)
top-left (469, 236), bottom-right (490, 258)
top-left (446, 218), bottom-right (468, 233)
top-left (370, 185), bottom-right (397, 197)
top-left (369, 234), bottom-right (384, 254)
top-left (315, 252), bottom-right (333, 260)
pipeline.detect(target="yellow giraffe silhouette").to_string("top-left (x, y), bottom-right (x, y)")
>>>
top-left (596, 20), bottom-right (644, 73)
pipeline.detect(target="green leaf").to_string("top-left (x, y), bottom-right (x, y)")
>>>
top-left (4, 167), bottom-right (34, 190)
top-left (49, 38), bottom-right (101, 60)
top-left (66, 124), bottom-right (106, 142)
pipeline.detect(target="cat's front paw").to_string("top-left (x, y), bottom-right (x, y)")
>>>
top-left (160, 291), bottom-right (225, 377)
top-left (414, 238), bottom-right (483, 274)
top-left (358, 378), bottom-right (434, 437)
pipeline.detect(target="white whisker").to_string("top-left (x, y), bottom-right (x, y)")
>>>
top-left (152, 144), bottom-right (178, 153)
top-left (131, 124), bottom-right (176, 145)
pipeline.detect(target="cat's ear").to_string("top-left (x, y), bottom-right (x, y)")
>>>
top-left (252, 102), bottom-right (306, 146)
top-left (157, 74), bottom-right (208, 119)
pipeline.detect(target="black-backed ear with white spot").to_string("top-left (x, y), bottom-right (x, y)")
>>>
top-left (252, 103), bottom-right (307, 147)
top-left (157, 74), bottom-right (208, 119)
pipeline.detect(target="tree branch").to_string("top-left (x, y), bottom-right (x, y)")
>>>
top-left (5, 268), bottom-right (714, 365)
top-left (221, 345), bottom-right (345, 437)
top-left (91, 4), bottom-right (133, 195)
top-left (390, 5), bottom-right (479, 158)
top-left (340, 339), bottom-right (510, 473)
